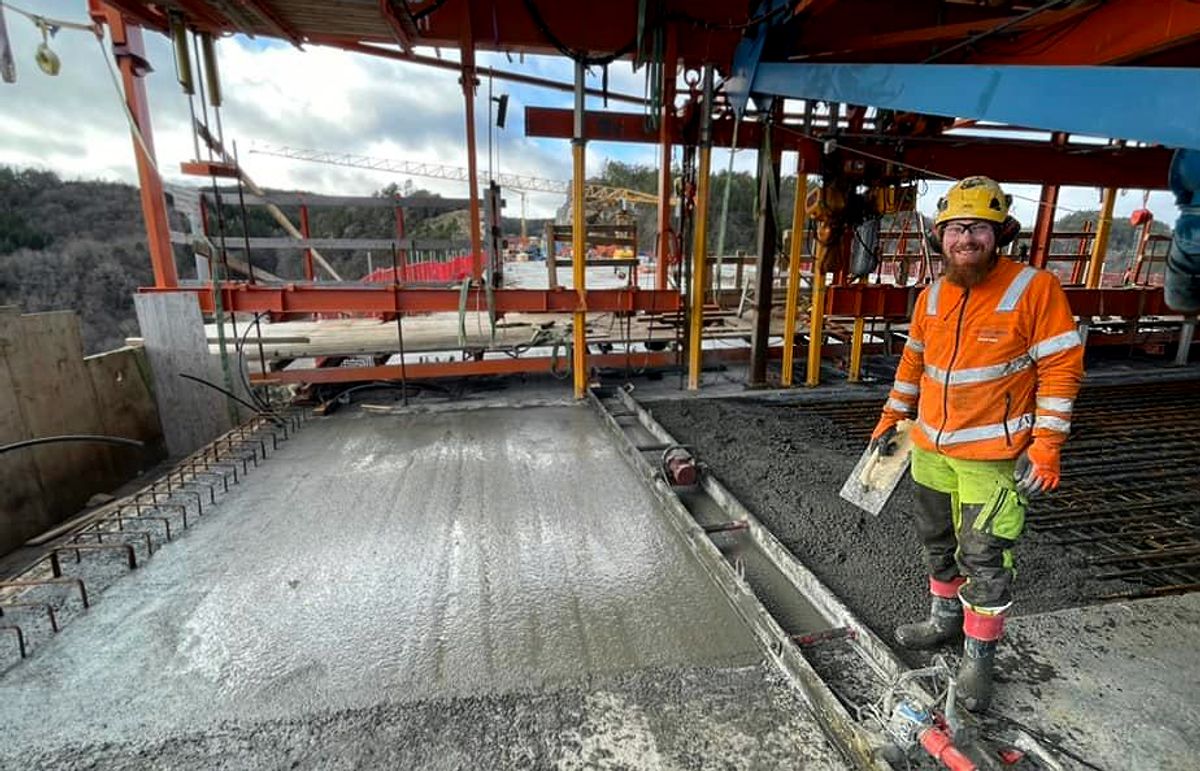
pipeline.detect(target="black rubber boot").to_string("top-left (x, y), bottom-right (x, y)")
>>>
top-left (894, 595), bottom-right (963, 650)
top-left (957, 635), bottom-right (997, 713)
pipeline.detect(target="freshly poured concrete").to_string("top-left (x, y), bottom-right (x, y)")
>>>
top-left (994, 594), bottom-right (1200, 771)
top-left (0, 406), bottom-right (848, 769)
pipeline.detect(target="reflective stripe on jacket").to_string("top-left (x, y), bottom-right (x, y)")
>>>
top-left (881, 257), bottom-right (1084, 461)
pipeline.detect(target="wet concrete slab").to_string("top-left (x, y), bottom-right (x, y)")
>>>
top-left (993, 593), bottom-right (1200, 771)
top-left (0, 405), bottom-right (848, 769)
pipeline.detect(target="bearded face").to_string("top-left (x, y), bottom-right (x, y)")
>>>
top-left (940, 220), bottom-right (999, 288)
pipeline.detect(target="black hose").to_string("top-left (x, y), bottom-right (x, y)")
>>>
top-left (179, 372), bottom-right (287, 427)
top-left (0, 435), bottom-right (145, 456)
top-left (234, 311), bottom-right (273, 412)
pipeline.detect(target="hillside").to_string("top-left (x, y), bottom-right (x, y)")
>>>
top-left (0, 165), bottom-right (1174, 354)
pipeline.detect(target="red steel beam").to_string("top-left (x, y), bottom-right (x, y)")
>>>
top-left (1029, 132), bottom-right (1068, 268)
top-left (524, 107), bottom-right (1173, 188)
top-left (98, 5), bottom-right (178, 288)
top-left (795, 5), bottom-right (1094, 61)
top-left (965, 0), bottom-right (1200, 65)
top-left (94, 0), bottom-right (168, 31)
top-left (824, 284), bottom-right (1171, 319)
top-left (140, 285), bottom-right (681, 315)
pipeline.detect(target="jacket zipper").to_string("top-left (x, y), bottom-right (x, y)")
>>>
top-left (936, 288), bottom-right (969, 451)
top-left (1002, 392), bottom-right (1013, 447)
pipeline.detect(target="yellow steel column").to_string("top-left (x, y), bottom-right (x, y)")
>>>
top-left (571, 61), bottom-right (588, 399)
top-left (805, 224), bottom-right (830, 387)
top-left (780, 170), bottom-right (808, 386)
top-left (1086, 186), bottom-right (1117, 289)
top-left (687, 66), bottom-right (714, 391)
top-left (848, 316), bottom-right (866, 382)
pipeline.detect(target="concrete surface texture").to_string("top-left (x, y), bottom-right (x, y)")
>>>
top-left (994, 593), bottom-right (1200, 771)
top-left (0, 405), bottom-right (848, 769)
top-left (650, 398), bottom-right (1113, 655)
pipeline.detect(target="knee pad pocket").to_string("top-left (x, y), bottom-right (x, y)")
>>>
top-left (972, 485), bottom-right (1025, 541)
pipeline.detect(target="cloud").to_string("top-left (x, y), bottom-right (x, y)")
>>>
top-left (1, 3), bottom-right (1180, 228)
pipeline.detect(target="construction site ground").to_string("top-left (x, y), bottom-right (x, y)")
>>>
top-left (2, 365), bottom-right (1198, 769)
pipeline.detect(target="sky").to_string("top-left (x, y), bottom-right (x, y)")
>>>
top-left (0, 0), bottom-right (1182, 226)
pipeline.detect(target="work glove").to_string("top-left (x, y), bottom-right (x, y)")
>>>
top-left (869, 423), bottom-right (900, 457)
top-left (1014, 440), bottom-right (1061, 497)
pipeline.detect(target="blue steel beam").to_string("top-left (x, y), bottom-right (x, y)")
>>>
top-left (752, 63), bottom-right (1200, 151)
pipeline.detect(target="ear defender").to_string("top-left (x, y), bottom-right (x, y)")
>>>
top-left (995, 216), bottom-right (1021, 248)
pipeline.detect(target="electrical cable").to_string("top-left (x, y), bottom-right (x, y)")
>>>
top-left (179, 372), bottom-right (287, 427)
top-left (0, 434), bottom-right (144, 456)
top-left (520, 0), bottom-right (638, 66)
top-left (233, 311), bottom-right (273, 413)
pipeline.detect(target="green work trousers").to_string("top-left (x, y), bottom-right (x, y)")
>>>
top-left (910, 445), bottom-right (1026, 610)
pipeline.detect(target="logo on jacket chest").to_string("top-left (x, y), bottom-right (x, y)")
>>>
top-left (976, 326), bottom-right (1009, 344)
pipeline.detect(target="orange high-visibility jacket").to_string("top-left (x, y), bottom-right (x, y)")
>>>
top-left (882, 257), bottom-right (1084, 460)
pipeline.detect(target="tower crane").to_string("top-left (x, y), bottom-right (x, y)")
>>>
top-left (249, 144), bottom-right (659, 217)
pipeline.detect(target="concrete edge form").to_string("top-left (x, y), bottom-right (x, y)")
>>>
top-left (619, 388), bottom-right (913, 685)
top-left (587, 387), bottom-right (889, 770)
top-left (595, 386), bottom-right (1076, 770)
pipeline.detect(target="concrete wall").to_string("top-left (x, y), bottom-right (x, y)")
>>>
top-left (0, 308), bottom-right (165, 556)
top-left (133, 293), bottom-right (233, 458)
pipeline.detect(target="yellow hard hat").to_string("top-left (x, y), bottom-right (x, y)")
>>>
top-left (935, 176), bottom-right (1012, 226)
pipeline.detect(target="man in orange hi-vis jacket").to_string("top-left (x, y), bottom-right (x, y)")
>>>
top-left (869, 176), bottom-right (1084, 712)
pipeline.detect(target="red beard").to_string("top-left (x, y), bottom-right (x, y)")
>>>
top-left (945, 253), bottom-right (997, 288)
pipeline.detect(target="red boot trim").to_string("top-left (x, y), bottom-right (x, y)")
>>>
top-left (963, 607), bottom-right (1005, 641)
top-left (929, 576), bottom-right (966, 599)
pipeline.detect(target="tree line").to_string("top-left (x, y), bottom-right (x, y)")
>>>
top-left (0, 164), bottom-right (1173, 354)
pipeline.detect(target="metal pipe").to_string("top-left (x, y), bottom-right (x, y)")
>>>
top-left (655, 26), bottom-right (677, 290)
top-left (848, 316), bottom-right (866, 382)
top-left (572, 60), bottom-right (588, 399)
top-left (805, 225), bottom-right (831, 387)
top-left (1029, 132), bottom-right (1068, 268)
top-left (199, 31), bottom-right (220, 107)
top-left (781, 171), bottom-right (808, 386)
top-left (168, 12), bottom-right (193, 94)
top-left (688, 65), bottom-right (714, 391)
top-left (461, 47), bottom-right (484, 280)
top-left (308, 37), bottom-right (647, 106)
top-left (1086, 186), bottom-right (1117, 288)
